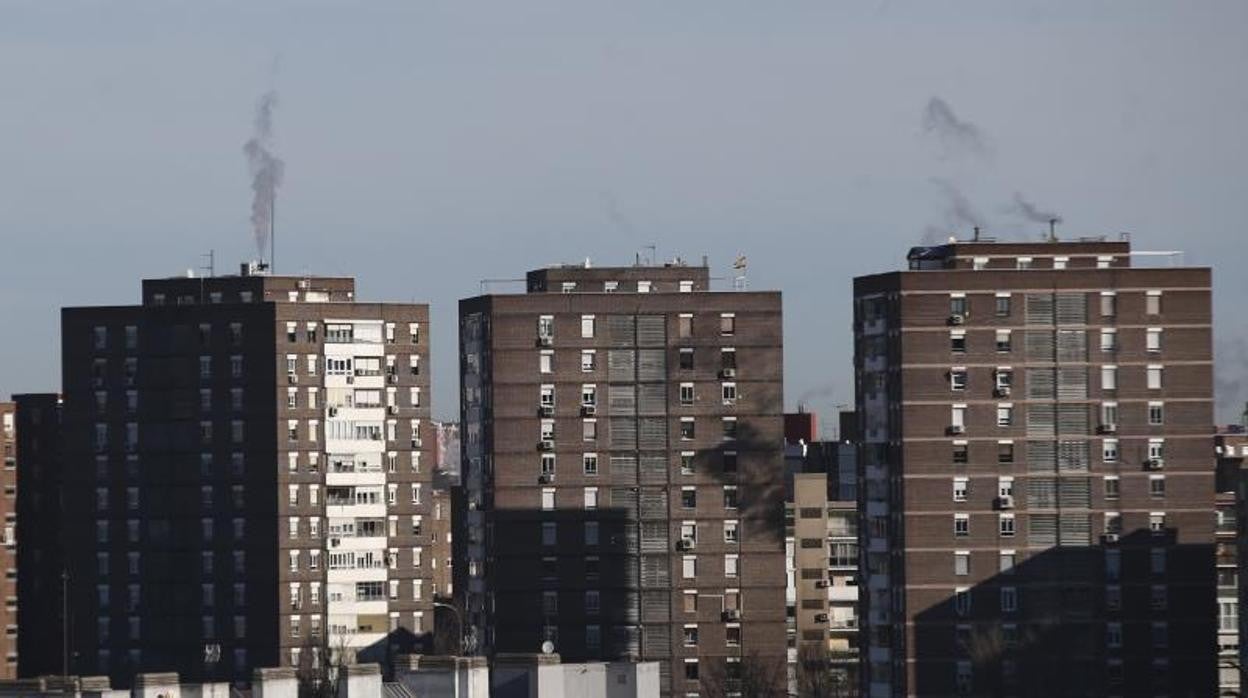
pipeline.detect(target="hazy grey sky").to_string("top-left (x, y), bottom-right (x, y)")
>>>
top-left (2, 1), bottom-right (1247, 425)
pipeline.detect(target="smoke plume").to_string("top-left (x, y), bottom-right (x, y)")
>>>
top-left (1011, 192), bottom-right (1061, 225)
top-left (243, 90), bottom-right (284, 258)
top-left (931, 177), bottom-right (986, 229)
top-left (922, 96), bottom-right (990, 159)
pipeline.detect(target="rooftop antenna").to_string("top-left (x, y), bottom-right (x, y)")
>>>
top-left (1048, 218), bottom-right (1058, 243)
top-left (732, 254), bottom-right (748, 291)
top-left (199, 249), bottom-right (216, 277)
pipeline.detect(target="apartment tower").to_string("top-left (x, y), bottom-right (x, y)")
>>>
top-left (456, 262), bottom-right (786, 695)
top-left (854, 239), bottom-right (1215, 697)
top-left (42, 265), bottom-right (433, 686)
top-left (0, 403), bottom-right (15, 677)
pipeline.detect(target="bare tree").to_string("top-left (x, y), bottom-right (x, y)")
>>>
top-left (703, 652), bottom-right (787, 698)
top-left (796, 645), bottom-right (856, 697)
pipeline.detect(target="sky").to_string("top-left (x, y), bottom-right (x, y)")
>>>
top-left (1, 1), bottom-right (1246, 426)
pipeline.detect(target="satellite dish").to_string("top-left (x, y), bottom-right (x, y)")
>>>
top-left (541, 641), bottom-right (555, 655)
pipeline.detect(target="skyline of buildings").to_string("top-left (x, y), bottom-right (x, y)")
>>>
top-left (0, 238), bottom-right (1239, 697)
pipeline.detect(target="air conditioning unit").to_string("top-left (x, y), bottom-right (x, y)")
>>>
top-left (949, 314), bottom-right (967, 326)
top-left (1146, 458), bottom-right (1165, 470)
top-left (1099, 423), bottom-right (1117, 434)
top-left (346, 376), bottom-right (355, 384)
top-left (676, 538), bottom-right (695, 551)
top-left (814, 580), bottom-right (829, 589)
top-left (388, 374), bottom-right (398, 384)
top-left (948, 425), bottom-right (966, 435)
top-left (722, 609), bottom-right (741, 621)
top-left (538, 440), bottom-right (555, 452)
top-left (538, 405), bottom-right (555, 417)
top-left (994, 386), bottom-right (1012, 398)
top-left (288, 374), bottom-right (299, 384)
top-left (388, 406), bottom-right (400, 415)
top-left (581, 405), bottom-right (597, 417)
top-left (814, 613), bottom-right (829, 623)
top-left (328, 407), bottom-right (339, 417)
top-left (537, 336), bottom-right (553, 347)
top-left (1101, 533), bottom-right (1120, 544)
top-left (995, 495), bottom-right (1015, 510)
top-left (329, 537), bottom-right (341, 547)
top-left (720, 368), bottom-right (737, 379)
top-left (538, 474), bottom-right (554, 484)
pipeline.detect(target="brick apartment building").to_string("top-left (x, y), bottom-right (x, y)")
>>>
top-left (25, 265), bottom-right (434, 686)
top-left (0, 403), bottom-right (15, 677)
top-left (455, 262), bottom-right (786, 695)
top-left (854, 239), bottom-right (1216, 697)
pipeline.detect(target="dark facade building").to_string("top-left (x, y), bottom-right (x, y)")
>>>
top-left (456, 262), bottom-right (786, 695)
top-left (0, 402), bottom-right (15, 677)
top-left (35, 266), bottom-right (433, 686)
top-left (12, 393), bottom-right (62, 680)
top-left (854, 240), bottom-right (1216, 697)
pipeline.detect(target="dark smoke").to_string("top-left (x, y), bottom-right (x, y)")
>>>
top-left (243, 90), bottom-right (284, 257)
top-left (796, 383), bottom-right (839, 407)
top-left (922, 96), bottom-right (990, 159)
top-left (930, 177), bottom-right (986, 229)
top-left (1011, 192), bottom-right (1061, 225)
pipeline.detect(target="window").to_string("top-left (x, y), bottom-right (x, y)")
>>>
top-left (999, 551), bottom-right (1016, 574)
top-left (1146, 328), bottom-right (1163, 353)
top-left (679, 279), bottom-right (694, 292)
top-left (1151, 548), bottom-right (1166, 574)
top-left (721, 382), bottom-right (737, 405)
top-left (1149, 512), bottom-right (1166, 533)
top-left (953, 443), bottom-right (968, 464)
top-left (585, 521), bottom-right (599, 546)
top-left (950, 295), bottom-right (968, 317)
top-left (1148, 402), bottom-right (1164, 425)
top-left (680, 418), bottom-right (695, 440)
top-left (996, 404), bottom-right (1013, 427)
top-left (998, 477), bottom-right (1014, 498)
top-left (1146, 290), bottom-right (1162, 315)
top-left (1104, 512), bottom-right (1122, 534)
top-left (723, 451), bottom-right (738, 473)
top-left (583, 453), bottom-right (598, 476)
top-left (1100, 292), bottom-right (1117, 317)
top-left (1147, 364), bottom-right (1164, 389)
top-left (537, 315), bottom-right (554, 341)
top-left (724, 553), bottom-right (739, 577)
top-left (1053, 256), bottom-right (1068, 270)
top-left (684, 659), bottom-right (699, 681)
top-left (541, 522), bottom-right (557, 546)
top-left (583, 487), bottom-right (598, 510)
top-left (679, 348), bottom-right (694, 370)
top-left (1000, 586), bottom-right (1017, 612)
top-left (721, 348), bottom-right (737, 370)
top-left (541, 488), bottom-right (555, 511)
top-left (1148, 439), bottom-right (1165, 461)
top-left (719, 313), bottom-right (736, 336)
top-left (580, 351), bottom-right (596, 372)
top-left (680, 451), bottom-right (695, 475)
top-left (723, 520), bottom-right (739, 543)
top-left (722, 417), bottom-right (738, 440)
top-left (683, 625), bottom-right (698, 647)
top-left (999, 514), bottom-right (1015, 537)
top-left (1101, 402), bottom-right (1119, 428)
top-left (950, 368), bottom-right (967, 391)
top-left (952, 478), bottom-right (968, 502)
top-left (582, 419), bottom-right (597, 442)
top-left (1104, 476), bottom-right (1120, 500)
top-left (1100, 329), bottom-right (1117, 352)
top-left (580, 315), bottom-right (595, 338)
top-left (950, 330), bottom-right (966, 353)
top-left (995, 294), bottom-right (1011, 316)
top-left (539, 351), bottom-right (553, 374)
top-left (603, 281), bottom-right (618, 293)
top-left (723, 486), bottom-right (739, 509)
top-left (1152, 622), bottom-right (1168, 649)
top-left (1150, 475), bottom-right (1166, 498)
top-left (1102, 439), bottom-right (1119, 463)
top-left (562, 281), bottom-right (577, 293)
top-left (997, 441), bottom-right (1015, 464)
top-left (955, 588), bottom-right (971, 615)
top-left (678, 314), bottom-right (693, 338)
top-left (1107, 622), bottom-right (1122, 648)
top-left (954, 551), bottom-right (970, 576)
top-left (681, 487), bottom-right (697, 509)
top-left (679, 383), bottom-right (694, 406)
top-left (541, 454), bottom-right (556, 477)
top-left (954, 514), bottom-right (969, 537)
top-left (996, 330), bottom-right (1012, 353)
top-left (1151, 585), bottom-right (1168, 611)
top-left (682, 555), bottom-right (696, 579)
top-left (972, 257), bottom-right (987, 270)
top-left (581, 384), bottom-right (596, 407)
top-left (951, 404), bottom-right (967, 431)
